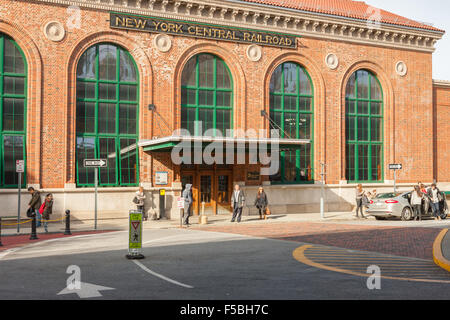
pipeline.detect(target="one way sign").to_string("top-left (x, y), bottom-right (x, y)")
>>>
top-left (84, 159), bottom-right (108, 168)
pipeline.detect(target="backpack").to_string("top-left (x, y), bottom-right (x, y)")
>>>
top-left (26, 207), bottom-right (34, 218)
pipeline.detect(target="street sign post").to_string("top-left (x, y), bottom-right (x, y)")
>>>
top-left (389, 164), bottom-right (403, 193)
top-left (177, 197), bottom-right (184, 227)
top-left (84, 159), bottom-right (107, 230)
top-left (16, 160), bottom-right (24, 234)
top-left (320, 162), bottom-right (327, 220)
top-left (126, 210), bottom-right (145, 260)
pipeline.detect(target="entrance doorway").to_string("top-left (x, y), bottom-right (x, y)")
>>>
top-left (181, 169), bottom-right (232, 215)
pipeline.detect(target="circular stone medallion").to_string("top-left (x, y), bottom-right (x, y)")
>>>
top-left (325, 53), bottom-right (339, 70)
top-left (395, 61), bottom-right (408, 76)
top-left (153, 34), bottom-right (172, 53)
top-left (246, 45), bottom-right (262, 62)
top-left (44, 21), bottom-right (65, 42)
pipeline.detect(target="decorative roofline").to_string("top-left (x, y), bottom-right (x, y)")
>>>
top-left (433, 80), bottom-right (450, 88)
top-left (24, 0), bottom-right (444, 53)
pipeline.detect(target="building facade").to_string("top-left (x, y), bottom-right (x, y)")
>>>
top-left (0, 0), bottom-right (449, 220)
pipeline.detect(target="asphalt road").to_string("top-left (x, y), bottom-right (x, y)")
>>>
top-left (0, 228), bottom-right (449, 300)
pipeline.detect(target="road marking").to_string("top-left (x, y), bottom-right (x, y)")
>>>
top-left (293, 245), bottom-right (450, 284)
top-left (133, 260), bottom-right (194, 289)
top-left (58, 282), bottom-right (115, 299)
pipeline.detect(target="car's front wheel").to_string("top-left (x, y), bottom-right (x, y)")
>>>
top-left (401, 207), bottom-right (413, 221)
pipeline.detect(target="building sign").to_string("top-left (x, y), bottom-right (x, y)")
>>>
top-left (247, 171), bottom-right (261, 181)
top-left (155, 171), bottom-right (168, 185)
top-left (110, 13), bottom-right (297, 49)
top-left (16, 160), bottom-right (25, 173)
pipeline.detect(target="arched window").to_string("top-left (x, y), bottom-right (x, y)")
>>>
top-left (345, 70), bottom-right (383, 182)
top-left (0, 34), bottom-right (27, 188)
top-left (181, 54), bottom-right (233, 137)
top-left (76, 43), bottom-right (139, 187)
top-left (269, 62), bottom-right (314, 184)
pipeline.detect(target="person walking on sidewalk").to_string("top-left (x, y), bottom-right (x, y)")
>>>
top-left (134, 187), bottom-right (147, 221)
top-left (182, 184), bottom-right (193, 226)
top-left (254, 187), bottom-right (268, 220)
top-left (428, 183), bottom-right (443, 221)
top-left (355, 184), bottom-right (367, 219)
top-left (411, 186), bottom-right (424, 221)
top-left (28, 187), bottom-right (42, 227)
top-left (231, 184), bottom-right (245, 223)
top-left (39, 193), bottom-right (53, 233)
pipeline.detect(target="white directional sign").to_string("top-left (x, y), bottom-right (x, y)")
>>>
top-left (84, 159), bottom-right (108, 168)
top-left (389, 164), bottom-right (402, 170)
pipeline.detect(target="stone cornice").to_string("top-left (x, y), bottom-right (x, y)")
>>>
top-left (433, 80), bottom-right (450, 88)
top-left (23, 0), bottom-right (444, 53)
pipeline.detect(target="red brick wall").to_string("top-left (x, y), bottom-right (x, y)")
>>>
top-left (0, 0), bottom-right (441, 188)
top-left (434, 84), bottom-right (450, 182)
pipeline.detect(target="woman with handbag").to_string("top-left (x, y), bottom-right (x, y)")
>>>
top-left (39, 193), bottom-right (53, 233)
top-left (355, 184), bottom-right (367, 219)
top-left (254, 187), bottom-right (269, 220)
top-left (133, 187), bottom-right (147, 220)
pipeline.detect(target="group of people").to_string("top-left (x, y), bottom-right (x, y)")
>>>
top-left (355, 182), bottom-right (446, 221)
top-left (410, 182), bottom-right (445, 221)
top-left (27, 187), bottom-right (53, 232)
top-left (180, 184), bottom-right (269, 226)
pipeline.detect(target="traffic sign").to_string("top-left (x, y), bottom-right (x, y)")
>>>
top-left (126, 211), bottom-right (145, 260)
top-left (84, 159), bottom-right (108, 168)
top-left (16, 160), bottom-right (25, 173)
top-left (389, 164), bottom-right (402, 170)
top-left (177, 197), bottom-right (184, 209)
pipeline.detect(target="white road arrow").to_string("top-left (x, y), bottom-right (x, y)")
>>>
top-left (57, 282), bottom-right (115, 299)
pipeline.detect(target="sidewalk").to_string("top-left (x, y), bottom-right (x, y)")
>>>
top-left (2, 211), bottom-right (450, 237)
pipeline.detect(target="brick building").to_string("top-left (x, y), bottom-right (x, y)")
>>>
top-left (0, 0), bottom-right (448, 219)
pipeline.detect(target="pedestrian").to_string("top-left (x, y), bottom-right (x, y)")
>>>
top-left (410, 186), bottom-right (423, 221)
top-left (182, 184), bottom-right (193, 226)
top-left (355, 184), bottom-right (367, 219)
top-left (231, 184), bottom-right (245, 223)
top-left (427, 183), bottom-right (443, 221)
top-left (134, 187), bottom-right (147, 221)
top-left (420, 183), bottom-right (430, 214)
top-left (39, 193), bottom-right (53, 233)
top-left (254, 187), bottom-right (268, 220)
top-left (372, 189), bottom-right (377, 199)
top-left (28, 187), bottom-right (42, 227)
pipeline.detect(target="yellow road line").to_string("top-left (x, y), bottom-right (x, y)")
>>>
top-left (433, 229), bottom-right (450, 273)
top-left (293, 245), bottom-right (450, 284)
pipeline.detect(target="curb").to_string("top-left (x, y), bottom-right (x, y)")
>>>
top-left (433, 228), bottom-right (450, 272)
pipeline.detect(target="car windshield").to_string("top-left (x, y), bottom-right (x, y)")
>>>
top-left (375, 193), bottom-right (400, 199)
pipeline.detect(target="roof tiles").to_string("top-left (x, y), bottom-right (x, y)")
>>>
top-left (238, 0), bottom-right (444, 32)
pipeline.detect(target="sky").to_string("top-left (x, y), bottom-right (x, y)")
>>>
top-left (365, 0), bottom-right (449, 80)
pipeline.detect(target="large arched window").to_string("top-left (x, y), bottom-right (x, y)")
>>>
top-left (76, 43), bottom-right (139, 187)
top-left (345, 69), bottom-right (383, 182)
top-left (269, 62), bottom-right (314, 184)
top-left (181, 54), bottom-right (233, 137)
top-left (0, 34), bottom-right (27, 188)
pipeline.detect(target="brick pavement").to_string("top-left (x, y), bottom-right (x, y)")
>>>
top-left (0, 231), bottom-right (112, 252)
top-left (194, 222), bottom-right (444, 260)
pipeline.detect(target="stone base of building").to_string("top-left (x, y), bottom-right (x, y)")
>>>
top-left (2, 182), bottom-right (448, 221)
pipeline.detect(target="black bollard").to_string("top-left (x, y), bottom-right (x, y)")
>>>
top-left (30, 213), bottom-right (38, 240)
top-left (64, 210), bottom-right (72, 235)
top-left (0, 217), bottom-right (3, 247)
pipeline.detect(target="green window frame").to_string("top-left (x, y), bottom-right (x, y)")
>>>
top-left (269, 62), bottom-right (314, 184)
top-left (76, 43), bottom-right (139, 187)
top-left (181, 54), bottom-right (233, 137)
top-left (345, 69), bottom-right (384, 183)
top-left (0, 34), bottom-right (27, 188)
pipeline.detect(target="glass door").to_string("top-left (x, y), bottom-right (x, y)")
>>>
top-left (200, 175), bottom-right (213, 214)
top-left (216, 174), bottom-right (232, 214)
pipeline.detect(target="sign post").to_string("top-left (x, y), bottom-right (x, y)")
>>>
top-left (84, 159), bottom-right (107, 230)
top-left (126, 210), bottom-right (145, 260)
top-left (389, 164), bottom-right (403, 193)
top-left (16, 160), bottom-right (24, 234)
top-left (177, 197), bottom-right (184, 228)
top-left (320, 162), bottom-right (327, 220)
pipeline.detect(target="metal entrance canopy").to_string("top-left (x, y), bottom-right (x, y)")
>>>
top-left (139, 135), bottom-right (311, 152)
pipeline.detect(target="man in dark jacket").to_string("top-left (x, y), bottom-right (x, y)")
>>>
top-left (427, 184), bottom-right (443, 220)
top-left (231, 184), bottom-right (245, 223)
top-left (28, 187), bottom-right (42, 227)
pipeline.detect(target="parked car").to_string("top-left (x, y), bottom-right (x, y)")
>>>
top-left (366, 191), bottom-right (449, 221)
